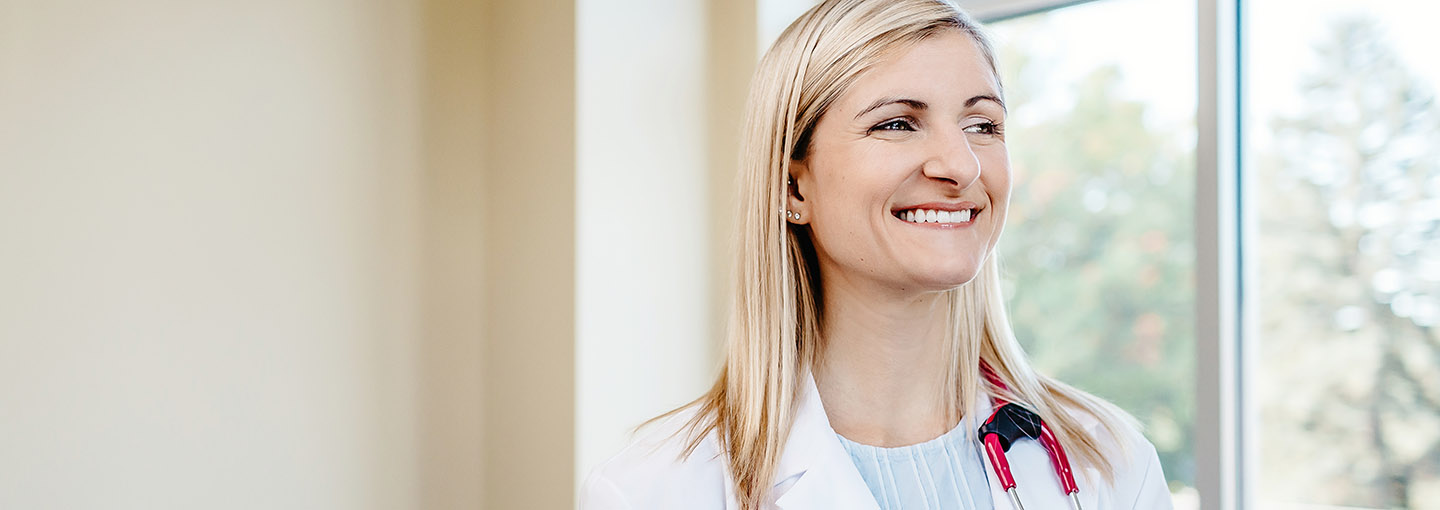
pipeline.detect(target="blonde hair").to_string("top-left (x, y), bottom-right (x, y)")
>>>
top-left (651, 0), bottom-right (1140, 507)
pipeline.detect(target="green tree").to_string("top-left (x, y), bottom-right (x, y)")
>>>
top-left (1257, 15), bottom-right (1440, 507)
top-left (995, 17), bottom-right (1198, 490)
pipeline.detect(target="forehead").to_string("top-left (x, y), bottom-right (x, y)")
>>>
top-left (837, 30), bottom-right (999, 111)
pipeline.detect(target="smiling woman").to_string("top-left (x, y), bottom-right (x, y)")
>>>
top-left (788, 30), bottom-right (1009, 293)
top-left (578, 1), bottom-right (1173, 509)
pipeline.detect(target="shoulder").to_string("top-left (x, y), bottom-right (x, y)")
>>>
top-left (579, 406), bottom-right (730, 510)
top-left (1069, 405), bottom-right (1173, 509)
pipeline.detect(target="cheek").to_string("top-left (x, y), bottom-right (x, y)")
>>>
top-left (981, 151), bottom-right (1012, 228)
top-left (980, 150), bottom-right (1012, 199)
top-left (817, 153), bottom-right (895, 215)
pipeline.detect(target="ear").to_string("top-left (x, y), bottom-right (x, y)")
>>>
top-left (785, 160), bottom-right (811, 225)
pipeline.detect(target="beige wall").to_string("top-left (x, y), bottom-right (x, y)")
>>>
top-left (420, 0), bottom-right (489, 508)
top-left (708, 0), bottom-right (759, 351)
top-left (482, 0), bottom-right (577, 509)
top-left (1, 0), bottom-right (747, 508)
top-left (0, 0), bottom-right (425, 508)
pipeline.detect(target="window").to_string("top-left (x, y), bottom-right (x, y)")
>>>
top-left (987, 0), bottom-right (1198, 505)
top-left (978, 0), bottom-right (1440, 507)
top-left (1248, 1), bottom-right (1440, 507)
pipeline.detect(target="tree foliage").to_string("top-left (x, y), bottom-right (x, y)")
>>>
top-left (995, 10), bottom-right (1440, 506)
top-left (1257, 15), bottom-right (1440, 507)
top-left (995, 18), bottom-right (1197, 489)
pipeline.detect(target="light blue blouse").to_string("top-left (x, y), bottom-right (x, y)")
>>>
top-left (836, 418), bottom-right (995, 510)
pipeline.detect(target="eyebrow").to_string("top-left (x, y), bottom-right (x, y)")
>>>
top-left (852, 94), bottom-right (1006, 120)
top-left (853, 98), bottom-right (926, 120)
top-left (966, 94), bottom-right (1006, 111)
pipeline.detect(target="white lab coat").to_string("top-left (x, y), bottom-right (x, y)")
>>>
top-left (580, 373), bottom-right (1174, 510)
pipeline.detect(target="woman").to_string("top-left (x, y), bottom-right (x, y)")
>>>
top-left (581, 0), bottom-right (1173, 508)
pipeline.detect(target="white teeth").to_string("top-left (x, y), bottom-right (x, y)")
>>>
top-left (898, 208), bottom-right (975, 224)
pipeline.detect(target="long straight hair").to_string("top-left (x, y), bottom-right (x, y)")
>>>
top-left (652, 1), bottom-right (1140, 507)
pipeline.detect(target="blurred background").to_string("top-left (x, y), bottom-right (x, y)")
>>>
top-left (1, 0), bottom-right (1436, 509)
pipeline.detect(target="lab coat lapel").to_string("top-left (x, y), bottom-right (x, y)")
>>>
top-left (769, 373), bottom-right (880, 510)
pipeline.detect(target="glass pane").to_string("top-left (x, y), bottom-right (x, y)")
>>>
top-left (1248, 1), bottom-right (1440, 508)
top-left (988, 0), bottom-right (1197, 505)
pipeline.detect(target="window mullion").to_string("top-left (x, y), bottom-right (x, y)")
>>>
top-left (1196, 0), bottom-right (1245, 508)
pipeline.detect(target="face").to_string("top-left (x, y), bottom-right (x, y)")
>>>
top-left (788, 29), bottom-right (1011, 295)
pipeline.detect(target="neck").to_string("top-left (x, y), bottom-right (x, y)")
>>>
top-left (812, 269), bottom-right (957, 447)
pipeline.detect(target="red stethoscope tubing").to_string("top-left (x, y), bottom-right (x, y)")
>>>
top-left (980, 363), bottom-right (1083, 510)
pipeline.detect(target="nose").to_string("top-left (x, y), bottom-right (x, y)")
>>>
top-left (920, 127), bottom-right (982, 190)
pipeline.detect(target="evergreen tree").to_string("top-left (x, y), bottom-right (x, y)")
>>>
top-left (1259, 15), bottom-right (1440, 507)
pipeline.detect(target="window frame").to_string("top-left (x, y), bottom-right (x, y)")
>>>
top-left (959, 0), bottom-right (1104, 21)
top-left (1195, 0), bottom-right (1248, 508)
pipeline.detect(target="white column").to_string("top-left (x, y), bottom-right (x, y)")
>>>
top-left (575, 0), bottom-right (715, 488)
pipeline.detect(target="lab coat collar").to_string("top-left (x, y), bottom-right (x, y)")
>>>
top-left (769, 372), bottom-right (879, 510)
top-left (746, 372), bottom-right (1103, 510)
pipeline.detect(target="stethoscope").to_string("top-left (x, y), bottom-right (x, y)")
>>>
top-left (978, 363), bottom-right (1083, 510)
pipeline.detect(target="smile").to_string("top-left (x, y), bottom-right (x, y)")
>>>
top-left (892, 207), bottom-right (981, 226)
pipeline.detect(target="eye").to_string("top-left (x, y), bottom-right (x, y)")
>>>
top-left (870, 118), bottom-right (916, 133)
top-left (963, 121), bottom-right (1004, 136)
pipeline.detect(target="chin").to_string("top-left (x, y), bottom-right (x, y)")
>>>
top-left (915, 266), bottom-right (984, 292)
